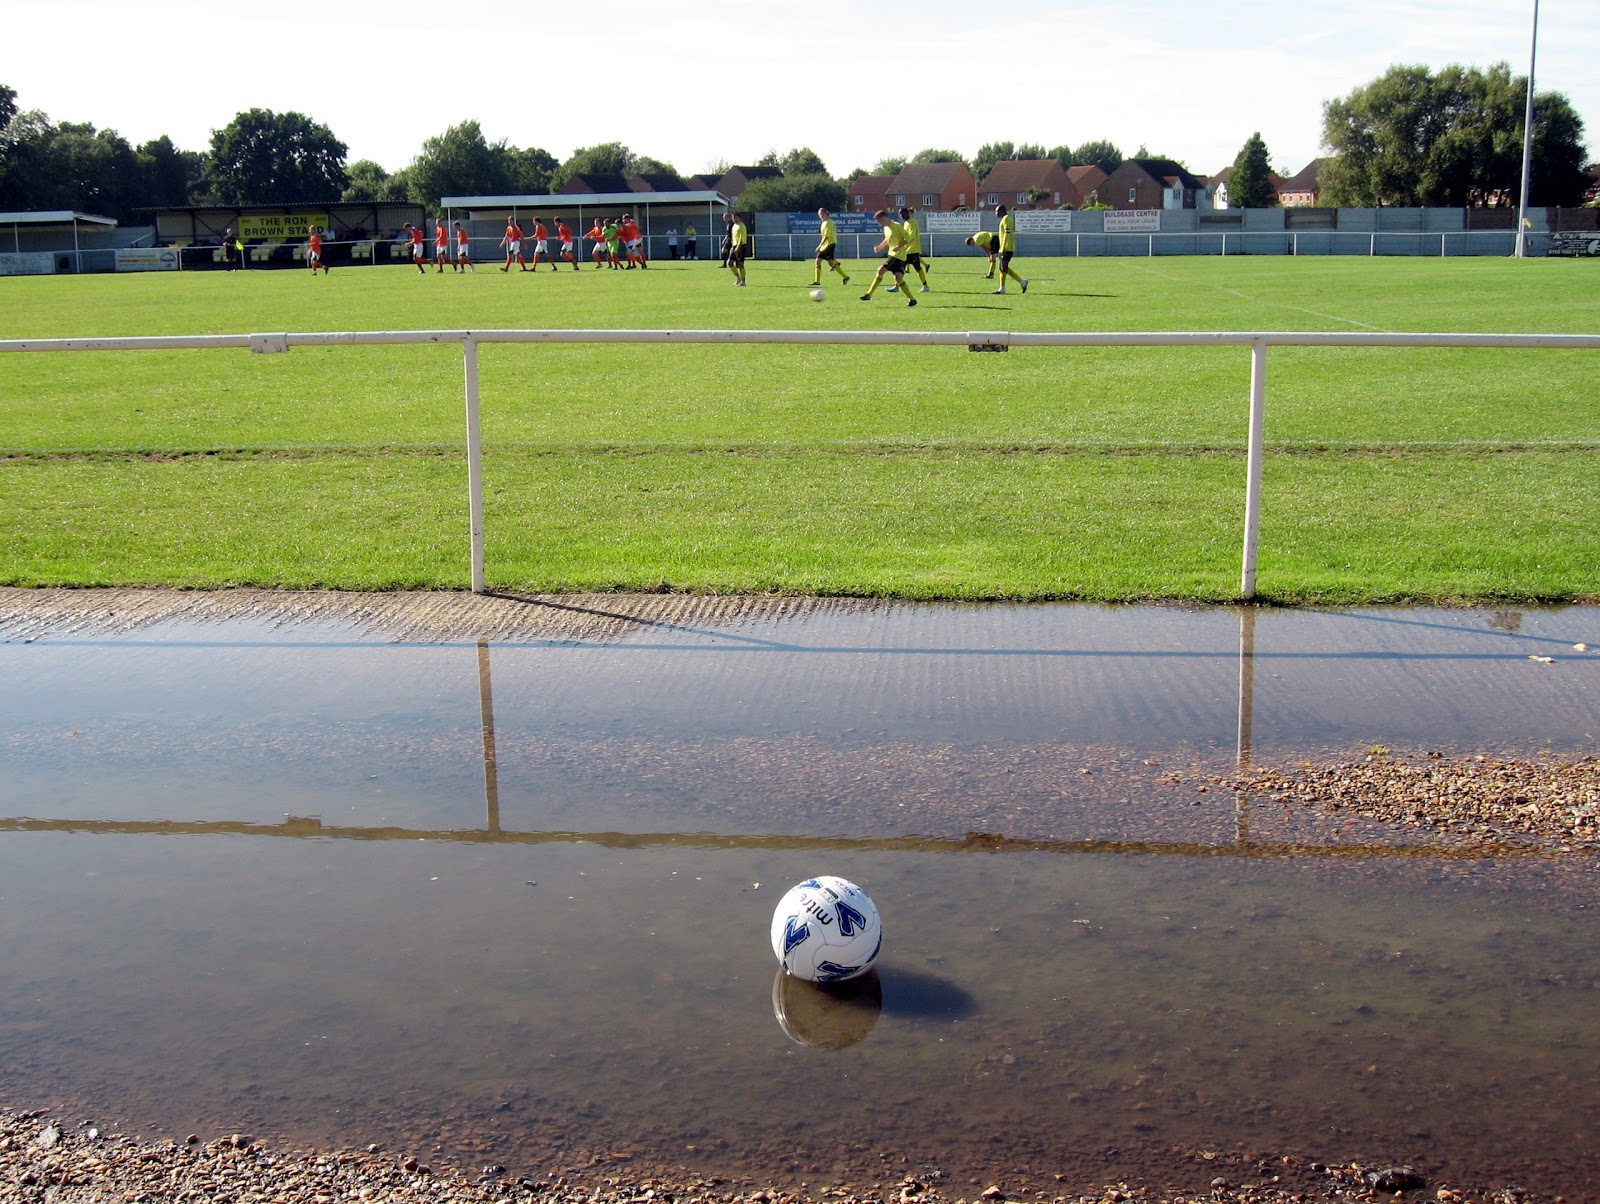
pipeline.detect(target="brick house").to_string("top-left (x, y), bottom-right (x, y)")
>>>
top-left (712, 165), bottom-right (783, 200)
top-left (1066, 165), bottom-right (1109, 207)
top-left (884, 161), bottom-right (977, 212)
top-left (1098, 158), bottom-right (1212, 209)
top-left (630, 171), bottom-right (690, 193)
top-left (559, 173), bottom-right (634, 194)
top-left (846, 174), bottom-right (896, 214)
top-left (978, 159), bottom-right (1077, 209)
top-left (1278, 159), bottom-right (1327, 207)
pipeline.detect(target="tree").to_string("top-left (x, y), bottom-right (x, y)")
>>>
top-left (205, 109), bottom-right (347, 203)
top-left (137, 135), bottom-right (204, 208)
top-left (1227, 132), bottom-right (1278, 208)
top-left (1015, 142), bottom-right (1048, 161)
top-left (911, 147), bottom-right (967, 168)
top-left (972, 141), bottom-right (1015, 181)
top-left (342, 158), bottom-right (410, 203)
top-left (407, 121), bottom-right (515, 207)
top-left (873, 155), bottom-right (907, 176)
top-left (1069, 139), bottom-right (1123, 173)
top-left (506, 146), bottom-right (559, 193)
top-left (738, 173), bottom-right (846, 213)
top-left (0, 115), bottom-right (145, 219)
top-left (779, 146), bottom-right (829, 178)
top-left (549, 141), bottom-right (635, 190)
top-left (1321, 62), bottom-right (1588, 207)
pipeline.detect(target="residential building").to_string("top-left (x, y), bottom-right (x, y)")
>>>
top-left (1278, 160), bottom-right (1327, 207)
top-left (977, 160), bottom-right (1076, 209)
top-left (1097, 159), bottom-right (1212, 210)
top-left (846, 174), bottom-right (895, 214)
top-left (884, 161), bottom-right (977, 212)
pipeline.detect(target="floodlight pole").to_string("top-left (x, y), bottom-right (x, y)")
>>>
top-left (1514, 0), bottom-right (1540, 258)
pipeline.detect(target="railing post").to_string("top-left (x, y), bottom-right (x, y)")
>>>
top-left (463, 336), bottom-right (487, 593)
top-left (1240, 340), bottom-right (1267, 599)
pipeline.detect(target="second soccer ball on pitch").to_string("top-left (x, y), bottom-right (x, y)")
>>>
top-left (809, 288), bottom-right (825, 302)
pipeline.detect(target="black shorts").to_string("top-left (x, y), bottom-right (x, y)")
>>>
top-left (729, 247), bottom-right (748, 263)
top-left (883, 256), bottom-right (907, 274)
top-left (998, 250), bottom-right (1014, 270)
top-left (815, 243), bottom-right (837, 261)
top-left (904, 253), bottom-right (924, 268)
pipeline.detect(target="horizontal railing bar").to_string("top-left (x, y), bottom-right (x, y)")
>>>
top-left (2, 329), bottom-right (1598, 354)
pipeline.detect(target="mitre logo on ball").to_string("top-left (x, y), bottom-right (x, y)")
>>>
top-left (770, 875), bottom-right (882, 984)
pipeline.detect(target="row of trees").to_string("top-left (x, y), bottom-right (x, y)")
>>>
top-left (1, 67), bottom-right (1590, 222)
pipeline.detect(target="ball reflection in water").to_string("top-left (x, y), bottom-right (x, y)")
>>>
top-left (771, 967), bottom-right (883, 1050)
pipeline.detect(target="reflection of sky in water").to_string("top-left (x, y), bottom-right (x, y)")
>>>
top-left (2, 604), bottom-right (1599, 1195)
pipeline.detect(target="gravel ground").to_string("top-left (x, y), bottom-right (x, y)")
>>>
top-left (0, 1107), bottom-right (1547, 1204)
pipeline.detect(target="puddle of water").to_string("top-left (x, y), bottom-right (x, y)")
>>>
top-left (2, 603), bottom-right (1598, 1196)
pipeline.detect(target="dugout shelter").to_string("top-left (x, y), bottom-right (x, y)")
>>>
top-left (147, 202), bottom-right (428, 269)
top-left (0, 210), bottom-right (123, 275)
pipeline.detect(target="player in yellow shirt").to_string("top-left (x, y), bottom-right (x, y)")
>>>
top-left (812, 207), bottom-right (850, 287)
top-left (993, 204), bottom-right (1028, 295)
top-left (887, 206), bottom-right (930, 293)
top-left (964, 230), bottom-right (998, 278)
top-left (859, 210), bottom-right (917, 306)
top-left (727, 212), bottom-right (749, 286)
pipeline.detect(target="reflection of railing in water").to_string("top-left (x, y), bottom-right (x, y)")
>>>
top-left (0, 814), bottom-right (1542, 861)
top-left (3, 620), bottom-right (1556, 862)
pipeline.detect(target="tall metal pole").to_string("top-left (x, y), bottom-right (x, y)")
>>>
top-left (1514, 0), bottom-right (1540, 258)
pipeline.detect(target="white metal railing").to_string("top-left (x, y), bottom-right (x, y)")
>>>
top-left (4, 327), bottom-right (1598, 598)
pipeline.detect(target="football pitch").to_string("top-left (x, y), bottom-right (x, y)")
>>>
top-left (1, 254), bottom-right (1596, 603)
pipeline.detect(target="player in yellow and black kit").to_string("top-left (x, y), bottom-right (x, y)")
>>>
top-left (727, 212), bottom-right (749, 287)
top-left (993, 204), bottom-right (1028, 295)
top-left (888, 206), bottom-right (930, 293)
top-left (859, 210), bottom-right (918, 306)
top-left (964, 229), bottom-right (998, 278)
top-left (812, 208), bottom-right (850, 287)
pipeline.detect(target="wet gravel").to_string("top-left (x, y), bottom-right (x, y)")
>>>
top-left (1215, 752), bottom-right (1600, 854)
top-left (0, 1107), bottom-right (1557, 1204)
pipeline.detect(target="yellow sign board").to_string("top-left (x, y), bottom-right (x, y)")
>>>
top-left (239, 213), bottom-right (330, 241)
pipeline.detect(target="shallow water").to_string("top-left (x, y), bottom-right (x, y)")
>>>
top-left (2, 602), bottom-right (1598, 1196)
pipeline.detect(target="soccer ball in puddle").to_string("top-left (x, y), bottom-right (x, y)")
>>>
top-left (770, 875), bottom-right (882, 983)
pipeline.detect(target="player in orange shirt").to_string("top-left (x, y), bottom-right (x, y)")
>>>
top-left (305, 225), bottom-right (330, 275)
top-left (585, 219), bottom-right (606, 268)
top-left (434, 220), bottom-right (450, 272)
top-left (621, 214), bottom-right (646, 268)
top-left (529, 218), bottom-right (557, 271)
top-left (453, 222), bottom-right (474, 271)
top-left (404, 223), bottom-right (427, 273)
top-left (555, 218), bottom-right (579, 270)
top-left (500, 216), bottom-right (529, 272)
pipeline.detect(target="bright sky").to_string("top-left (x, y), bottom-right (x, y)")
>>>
top-left (6, 0), bottom-right (1596, 183)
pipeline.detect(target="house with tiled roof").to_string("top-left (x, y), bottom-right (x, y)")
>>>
top-left (1209, 164), bottom-right (1285, 208)
top-left (630, 171), bottom-right (689, 193)
top-left (978, 160), bottom-right (1076, 209)
top-left (1097, 158), bottom-right (1212, 209)
top-left (559, 173), bottom-right (634, 195)
top-left (846, 174), bottom-right (896, 214)
top-left (1278, 159), bottom-right (1327, 207)
top-left (1066, 165), bottom-right (1109, 206)
top-left (884, 161), bottom-right (977, 212)
top-left (713, 165), bottom-right (783, 199)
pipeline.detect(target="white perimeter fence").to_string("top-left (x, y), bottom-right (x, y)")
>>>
top-left (5, 327), bottom-right (1598, 599)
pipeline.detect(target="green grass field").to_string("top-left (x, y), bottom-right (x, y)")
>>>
top-left (2, 254), bottom-right (1597, 603)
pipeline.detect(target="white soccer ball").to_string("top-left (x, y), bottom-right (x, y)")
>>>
top-left (809, 288), bottom-right (825, 302)
top-left (770, 875), bottom-right (882, 983)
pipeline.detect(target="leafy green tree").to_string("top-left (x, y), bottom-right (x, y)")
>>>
top-left (738, 173), bottom-right (846, 213)
top-left (1227, 132), bottom-right (1278, 207)
top-left (1069, 139), bottom-right (1123, 173)
top-left (757, 149), bottom-right (782, 168)
top-left (1015, 142), bottom-right (1048, 160)
top-left (0, 116), bottom-right (145, 219)
top-left (972, 141), bottom-right (1014, 181)
top-left (911, 147), bottom-right (967, 168)
top-left (1321, 62), bottom-right (1587, 206)
top-left (407, 120), bottom-right (515, 206)
top-left (873, 155), bottom-right (908, 175)
top-left (205, 109), bottom-right (347, 203)
top-left (137, 135), bottom-right (204, 208)
top-left (631, 155), bottom-right (677, 178)
top-left (550, 141), bottom-right (635, 190)
top-left (506, 146), bottom-right (559, 193)
top-left (779, 146), bottom-right (829, 177)
top-left (342, 158), bottom-right (410, 203)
